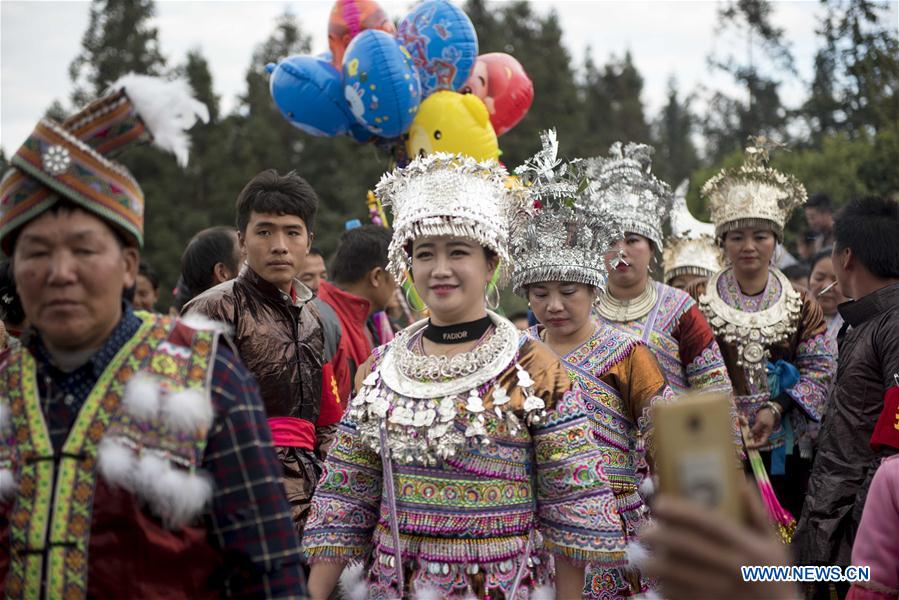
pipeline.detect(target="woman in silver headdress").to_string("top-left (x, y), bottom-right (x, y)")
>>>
top-left (693, 139), bottom-right (836, 520)
top-left (588, 143), bottom-right (739, 459)
top-left (511, 132), bottom-right (674, 599)
top-left (302, 151), bottom-right (628, 599)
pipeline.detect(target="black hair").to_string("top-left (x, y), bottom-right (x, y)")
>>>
top-left (180, 226), bottom-right (240, 296)
top-left (810, 247), bottom-right (834, 272)
top-left (834, 196), bottom-right (899, 279)
top-left (508, 311), bottom-right (528, 321)
top-left (235, 169), bottom-right (319, 234)
top-left (330, 225), bottom-right (392, 284)
top-left (171, 276), bottom-right (193, 314)
top-left (806, 193), bottom-right (833, 213)
top-left (308, 246), bottom-right (324, 258)
top-left (0, 259), bottom-right (26, 327)
top-left (138, 259), bottom-right (159, 291)
top-left (782, 263), bottom-right (810, 282)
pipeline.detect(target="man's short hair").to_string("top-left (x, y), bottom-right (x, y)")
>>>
top-left (235, 169), bottom-right (319, 234)
top-left (181, 226), bottom-right (240, 296)
top-left (834, 196), bottom-right (899, 279)
top-left (330, 225), bottom-right (392, 284)
top-left (811, 247), bottom-right (834, 271)
top-left (782, 263), bottom-right (810, 281)
top-left (807, 193), bottom-right (833, 213)
top-left (308, 246), bottom-right (325, 258)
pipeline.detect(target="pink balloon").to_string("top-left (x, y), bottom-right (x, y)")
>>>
top-left (461, 53), bottom-right (534, 136)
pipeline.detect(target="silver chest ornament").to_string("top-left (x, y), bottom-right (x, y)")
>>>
top-left (349, 313), bottom-right (548, 465)
top-left (699, 268), bottom-right (802, 386)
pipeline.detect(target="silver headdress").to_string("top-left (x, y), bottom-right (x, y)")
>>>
top-left (663, 180), bottom-right (723, 284)
top-left (702, 136), bottom-right (807, 241)
top-left (375, 153), bottom-right (527, 285)
top-left (586, 141), bottom-right (672, 250)
top-left (509, 130), bottom-right (622, 297)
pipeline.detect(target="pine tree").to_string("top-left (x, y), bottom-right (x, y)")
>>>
top-left (653, 79), bottom-right (700, 186)
top-left (68, 0), bottom-right (166, 106)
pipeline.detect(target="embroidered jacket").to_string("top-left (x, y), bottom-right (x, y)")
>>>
top-left (0, 312), bottom-right (306, 598)
top-left (302, 331), bottom-right (629, 599)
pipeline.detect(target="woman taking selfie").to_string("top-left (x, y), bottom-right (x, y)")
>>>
top-left (302, 151), bottom-right (628, 599)
top-left (693, 139), bottom-right (836, 518)
top-left (510, 134), bottom-right (674, 598)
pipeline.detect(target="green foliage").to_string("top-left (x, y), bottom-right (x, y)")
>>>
top-left (6, 0), bottom-right (894, 306)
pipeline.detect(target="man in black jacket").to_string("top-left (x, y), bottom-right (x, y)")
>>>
top-left (794, 196), bottom-right (899, 598)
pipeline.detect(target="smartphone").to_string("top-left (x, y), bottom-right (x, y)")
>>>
top-left (653, 392), bottom-right (744, 522)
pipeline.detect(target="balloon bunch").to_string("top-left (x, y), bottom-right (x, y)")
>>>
top-left (267, 0), bottom-right (534, 162)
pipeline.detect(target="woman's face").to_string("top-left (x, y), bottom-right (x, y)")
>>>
top-left (722, 228), bottom-right (776, 277)
top-left (410, 236), bottom-right (497, 324)
top-left (605, 233), bottom-right (653, 290)
top-left (527, 281), bottom-right (596, 339)
top-left (808, 255), bottom-right (847, 316)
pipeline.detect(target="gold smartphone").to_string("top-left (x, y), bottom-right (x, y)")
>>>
top-left (653, 392), bottom-right (744, 522)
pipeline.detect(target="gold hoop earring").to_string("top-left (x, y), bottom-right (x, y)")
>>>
top-left (485, 284), bottom-right (501, 311)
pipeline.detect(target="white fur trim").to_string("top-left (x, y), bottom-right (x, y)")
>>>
top-left (163, 388), bottom-right (213, 434)
top-left (180, 313), bottom-right (232, 336)
top-left (0, 468), bottom-right (18, 501)
top-left (109, 74), bottom-right (209, 168)
top-left (632, 591), bottom-right (662, 600)
top-left (532, 584), bottom-right (555, 600)
top-left (123, 372), bottom-right (162, 421)
top-left (339, 562), bottom-right (369, 600)
top-left (626, 540), bottom-right (650, 570)
top-left (135, 452), bottom-right (212, 529)
top-left (639, 475), bottom-right (656, 499)
top-left (0, 400), bottom-right (8, 432)
top-left (97, 436), bottom-right (138, 491)
top-left (412, 585), bottom-right (442, 600)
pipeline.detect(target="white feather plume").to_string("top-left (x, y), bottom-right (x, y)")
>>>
top-left (639, 475), bottom-right (656, 500)
top-left (338, 562), bottom-right (369, 600)
top-left (123, 371), bottom-right (162, 421)
top-left (97, 436), bottom-right (138, 491)
top-left (163, 388), bottom-right (214, 434)
top-left (109, 73), bottom-right (210, 168)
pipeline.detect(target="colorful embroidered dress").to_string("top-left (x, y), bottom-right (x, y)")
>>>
top-left (696, 268), bottom-right (835, 456)
top-left (598, 282), bottom-right (732, 396)
top-left (525, 324), bottom-right (674, 598)
top-left (302, 315), bottom-right (628, 599)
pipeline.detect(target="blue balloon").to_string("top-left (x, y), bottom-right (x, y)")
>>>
top-left (397, 0), bottom-right (478, 97)
top-left (342, 30), bottom-right (422, 138)
top-left (269, 54), bottom-right (352, 137)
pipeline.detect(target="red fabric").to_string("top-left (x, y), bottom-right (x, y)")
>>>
top-left (871, 386), bottom-right (899, 451)
top-left (316, 361), bottom-right (342, 427)
top-left (267, 417), bottom-right (316, 449)
top-left (316, 281), bottom-right (374, 406)
top-left (674, 303), bottom-right (718, 365)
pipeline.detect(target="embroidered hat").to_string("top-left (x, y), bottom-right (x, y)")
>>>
top-left (0, 74), bottom-right (208, 253)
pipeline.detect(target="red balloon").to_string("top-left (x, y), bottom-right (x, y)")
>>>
top-left (461, 53), bottom-right (534, 136)
top-left (328, 0), bottom-right (396, 69)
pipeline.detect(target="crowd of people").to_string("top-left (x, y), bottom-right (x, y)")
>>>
top-left (0, 75), bottom-right (897, 600)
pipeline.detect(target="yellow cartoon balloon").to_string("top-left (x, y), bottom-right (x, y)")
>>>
top-left (406, 90), bottom-right (499, 162)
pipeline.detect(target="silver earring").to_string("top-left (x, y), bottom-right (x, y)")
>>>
top-left (485, 284), bottom-right (501, 310)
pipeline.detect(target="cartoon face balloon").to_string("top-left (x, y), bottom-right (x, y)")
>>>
top-left (461, 53), bottom-right (534, 136)
top-left (328, 0), bottom-right (396, 69)
top-left (405, 90), bottom-right (498, 162)
top-left (343, 30), bottom-right (422, 138)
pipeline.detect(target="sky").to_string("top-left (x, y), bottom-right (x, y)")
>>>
top-left (2, 0), bottom-right (897, 153)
